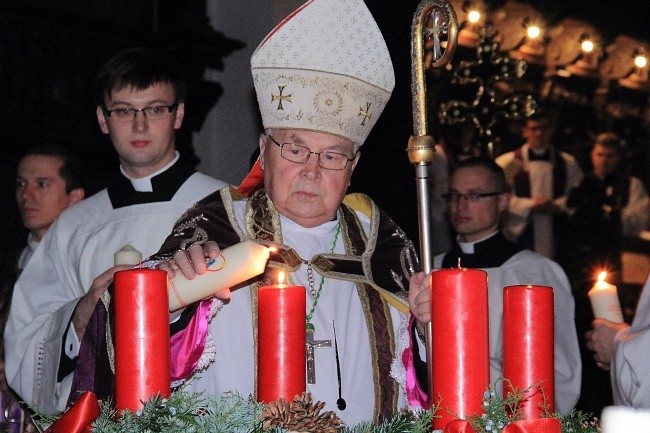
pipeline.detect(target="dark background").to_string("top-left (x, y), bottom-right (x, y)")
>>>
top-left (0, 0), bottom-right (647, 421)
top-left (1, 0), bottom-right (647, 259)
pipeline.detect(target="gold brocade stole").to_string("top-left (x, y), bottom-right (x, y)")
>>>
top-left (245, 190), bottom-right (398, 422)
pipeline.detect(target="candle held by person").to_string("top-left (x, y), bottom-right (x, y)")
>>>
top-left (167, 239), bottom-right (271, 311)
top-left (588, 271), bottom-right (624, 323)
top-left (430, 267), bottom-right (489, 429)
top-left (257, 271), bottom-right (306, 403)
top-left (113, 268), bottom-right (170, 414)
top-left (503, 285), bottom-right (555, 419)
top-left (114, 243), bottom-right (142, 266)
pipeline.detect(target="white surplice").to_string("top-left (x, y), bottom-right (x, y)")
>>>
top-left (180, 200), bottom-right (408, 426)
top-left (5, 169), bottom-right (225, 415)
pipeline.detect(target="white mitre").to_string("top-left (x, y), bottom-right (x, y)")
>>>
top-left (251, 0), bottom-right (395, 146)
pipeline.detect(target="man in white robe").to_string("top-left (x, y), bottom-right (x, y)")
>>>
top-left (69, 1), bottom-right (416, 426)
top-left (407, 157), bottom-right (581, 415)
top-left (14, 146), bottom-right (85, 271)
top-left (1, 145), bottom-right (84, 431)
top-left (495, 111), bottom-right (583, 259)
top-left (587, 274), bottom-right (650, 408)
top-left (4, 47), bottom-right (226, 415)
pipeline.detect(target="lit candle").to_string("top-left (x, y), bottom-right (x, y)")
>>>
top-left (503, 285), bottom-right (555, 419)
top-left (168, 239), bottom-right (270, 311)
top-left (257, 271), bottom-right (306, 403)
top-left (113, 268), bottom-right (170, 414)
top-left (430, 267), bottom-right (489, 429)
top-left (588, 271), bottom-right (624, 323)
top-left (114, 244), bottom-right (142, 266)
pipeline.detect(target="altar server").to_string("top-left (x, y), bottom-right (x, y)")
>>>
top-left (5, 47), bottom-right (226, 414)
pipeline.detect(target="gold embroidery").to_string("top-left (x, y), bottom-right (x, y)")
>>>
top-left (271, 85), bottom-right (292, 110)
top-left (311, 255), bottom-right (334, 273)
top-left (358, 102), bottom-right (373, 126)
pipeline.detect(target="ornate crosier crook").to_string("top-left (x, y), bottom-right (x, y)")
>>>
top-left (406, 0), bottom-right (459, 400)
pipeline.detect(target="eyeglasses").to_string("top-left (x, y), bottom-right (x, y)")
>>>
top-left (102, 102), bottom-right (179, 121)
top-left (442, 191), bottom-right (503, 203)
top-left (267, 134), bottom-right (357, 170)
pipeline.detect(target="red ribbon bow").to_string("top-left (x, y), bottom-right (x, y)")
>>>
top-left (44, 391), bottom-right (100, 433)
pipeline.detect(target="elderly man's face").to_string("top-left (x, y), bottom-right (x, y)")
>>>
top-left (259, 129), bottom-right (359, 228)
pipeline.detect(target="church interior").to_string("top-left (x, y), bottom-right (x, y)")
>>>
top-left (0, 0), bottom-right (649, 430)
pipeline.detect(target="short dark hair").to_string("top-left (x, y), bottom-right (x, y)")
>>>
top-left (593, 132), bottom-right (624, 154)
top-left (93, 47), bottom-right (187, 106)
top-left (452, 156), bottom-right (507, 192)
top-left (22, 145), bottom-right (84, 193)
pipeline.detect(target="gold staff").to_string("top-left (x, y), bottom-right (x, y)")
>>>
top-left (406, 0), bottom-right (458, 399)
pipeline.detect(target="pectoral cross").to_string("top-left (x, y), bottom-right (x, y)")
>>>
top-left (306, 329), bottom-right (331, 384)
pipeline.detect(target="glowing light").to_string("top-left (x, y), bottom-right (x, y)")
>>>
top-left (467, 10), bottom-right (481, 24)
top-left (634, 54), bottom-right (647, 69)
top-left (278, 270), bottom-right (286, 284)
top-left (581, 39), bottom-right (594, 53)
top-left (526, 25), bottom-right (541, 40)
top-left (597, 271), bottom-right (607, 283)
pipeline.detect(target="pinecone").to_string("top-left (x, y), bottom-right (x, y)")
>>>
top-left (260, 392), bottom-right (343, 432)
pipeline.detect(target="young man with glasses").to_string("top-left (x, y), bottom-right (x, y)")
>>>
top-left (407, 157), bottom-right (581, 415)
top-left (5, 47), bottom-right (226, 415)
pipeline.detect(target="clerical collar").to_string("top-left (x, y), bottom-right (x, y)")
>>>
top-left (442, 231), bottom-right (523, 268)
top-left (528, 147), bottom-right (552, 161)
top-left (457, 231), bottom-right (499, 254)
top-left (120, 152), bottom-right (180, 192)
top-left (108, 153), bottom-right (195, 208)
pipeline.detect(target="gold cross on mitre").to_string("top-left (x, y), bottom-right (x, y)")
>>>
top-left (272, 85), bottom-right (292, 110)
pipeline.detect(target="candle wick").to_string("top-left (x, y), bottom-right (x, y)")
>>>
top-left (457, 257), bottom-right (462, 269)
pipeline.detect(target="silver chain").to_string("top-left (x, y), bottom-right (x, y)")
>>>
top-left (306, 261), bottom-right (317, 299)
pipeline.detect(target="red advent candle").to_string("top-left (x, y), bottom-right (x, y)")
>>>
top-left (257, 272), bottom-right (306, 403)
top-left (114, 269), bottom-right (170, 413)
top-left (503, 285), bottom-right (554, 419)
top-left (431, 268), bottom-right (489, 429)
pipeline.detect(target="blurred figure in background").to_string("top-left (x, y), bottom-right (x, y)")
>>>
top-left (1, 144), bottom-right (85, 433)
top-left (565, 132), bottom-right (648, 417)
top-left (14, 146), bottom-right (85, 270)
top-left (496, 110), bottom-right (583, 259)
top-left (564, 132), bottom-right (649, 283)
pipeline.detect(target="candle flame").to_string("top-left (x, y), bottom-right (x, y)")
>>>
top-left (268, 246), bottom-right (277, 253)
top-left (457, 257), bottom-right (462, 269)
top-left (278, 270), bottom-right (286, 285)
top-left (597, 271), bottom-right (607, 283)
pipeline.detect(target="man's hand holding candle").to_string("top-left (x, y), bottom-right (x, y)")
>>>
top-left (159, 242), bottom-right (221, 278)
top-left (158, 241), bottom-right (231, 302)
top-left (158, 240), bottom-right (271, 311)
top-left (585, 319), bottom-right (630, 371)
top-left (72, 264), bottom-right (132, 339)
top-left (408, 272), bottom-right (431, 338)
